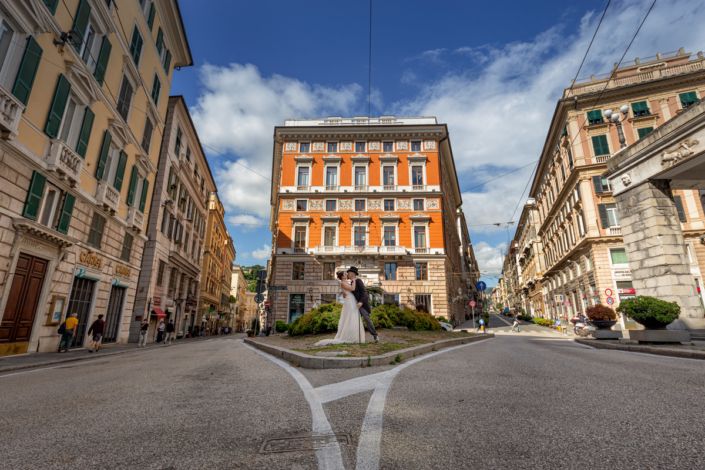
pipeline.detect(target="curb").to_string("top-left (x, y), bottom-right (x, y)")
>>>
top-left (244, 333), bottom-right (494, 369)
top-left (574, 338), bottom-right (705, 360)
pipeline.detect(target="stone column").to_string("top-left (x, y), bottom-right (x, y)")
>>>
top-left (616, 179), bottom-right (705, 330)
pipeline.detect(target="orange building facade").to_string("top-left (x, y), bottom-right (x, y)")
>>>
top-left (268, 117), bottom-right (479, 326)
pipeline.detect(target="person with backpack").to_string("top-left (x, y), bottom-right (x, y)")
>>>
top-left (87, 314), bottom-right (105, 352)
top-left (57, 313), bottom-right (78, 353)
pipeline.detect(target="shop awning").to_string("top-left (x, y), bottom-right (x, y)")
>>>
top-left (151, 308), bottom-right (167, 318)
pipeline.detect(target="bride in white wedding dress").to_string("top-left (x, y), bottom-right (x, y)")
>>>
top-left (315, 271), bottom-right (366, 345)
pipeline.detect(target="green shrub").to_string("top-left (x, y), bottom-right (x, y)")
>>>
top-left (517, 314), bottom-right (532, 322)
top-left (288, 303), bottom-right (342, 336)
top-left (532, 317), bottom-right (553, 327)
top-left (274, 320), bottom-right (289, 333)
top-left (585, 304), bottom-right (617, 322)
top-left (370, 304), bottom-right (441, 331)
top-left (371, 309), bottom-right (395, 329)
top-left (617, 296), bottom-right (680, 329)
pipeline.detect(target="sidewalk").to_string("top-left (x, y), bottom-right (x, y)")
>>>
top-left (0, 335), bottom-right (238, 374)
top-left (575, 338), bottom-right (705, 360)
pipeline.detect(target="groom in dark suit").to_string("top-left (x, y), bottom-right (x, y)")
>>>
top-left (347, 266), bottom-right (379, 343)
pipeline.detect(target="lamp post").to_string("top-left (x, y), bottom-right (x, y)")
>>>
top-left (604, 105), bottom-right (629, 149)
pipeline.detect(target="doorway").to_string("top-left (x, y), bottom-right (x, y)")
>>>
top-left (103, 286), bottom-right (125, 343)
top-left (0, 253), bottom-right (48, 347)
top-left (66, 277), bottom-right (96, 348)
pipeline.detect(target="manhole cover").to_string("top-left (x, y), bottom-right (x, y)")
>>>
top-left (260, 433), bottom-right (351, 454)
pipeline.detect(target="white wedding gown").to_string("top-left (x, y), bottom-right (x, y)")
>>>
top-left (315, 282), bottom-right (366, 345)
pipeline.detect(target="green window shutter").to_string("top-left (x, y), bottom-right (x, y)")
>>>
top-left (74, 107), bottom-right (94, 157)
top-left (591, 135), bottom-right (609, 156)
top-left (139, 178), bottom-right (149, 212)
top-left (12, 36), bottom-right (43, 105)
top-left (95, 130), bottom-right (112, 180)
top-left (592, 176), bottom-right (604, 194)
top-left (679, 91), bottom-right (698, 108)
top-left (673, 195), bottom-right (687, 222)
top-left (129, 27), bottom-right (143, 65)
top-left (56, 193), bottom-right (75, 234)
top-left (93, 36), bottom-right (112, 85)
top-left (163, 50), bottom-right (171, 72)
top-left (127, 165), bottom-right (138, 206)
top-left (597, 204), bottom-right (609, 229)
top-left (147, 3), bottom-right (156, 29)
top-left (113, 151), bottom-right (127, 190)
top-left (71, 0), bottom-right (91, 51)
top-left (587, 110), bottom-right (602, 124)
top-left (42, 0), bottom-right (58, 14)
top-left (44, 74), bottom-right (71, 138)
top-left (631, 101), bottom-right (649, 116)
top-left (156, 28), bottom-right (164, 55)
top-left (637, 127), bottom-right (653, 139)
top-left (23, 171), bottom-right (46, 220)
top-left (151, 74), bottom-right (160, 104)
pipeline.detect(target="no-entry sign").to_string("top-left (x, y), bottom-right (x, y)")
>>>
top-left (469, 300), bottom-right (476, 308)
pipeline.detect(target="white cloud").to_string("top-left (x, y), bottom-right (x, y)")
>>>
top-left (249, 244), bottom-right (271, 261)
top-left (227, 214), bottom-right (267, 229)
top-left (473, 242), bottom-right (507, 278)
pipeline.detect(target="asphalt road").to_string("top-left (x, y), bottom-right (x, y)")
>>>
top-left (1, 334), bottom-right (703, 469)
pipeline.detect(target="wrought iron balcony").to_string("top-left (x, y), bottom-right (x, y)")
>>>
top-left (46, 139), bottom-right (83, 187)
top-left (95, 180), bottom-right (120, 213)
top-left (0, 85), bottom-right (22, 140)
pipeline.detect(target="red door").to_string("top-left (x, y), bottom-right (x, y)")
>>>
top-left (0, 253), bottom-right (48, 343)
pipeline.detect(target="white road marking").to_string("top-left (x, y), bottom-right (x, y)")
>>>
top-left (246, 339), bottom-right (489, 470)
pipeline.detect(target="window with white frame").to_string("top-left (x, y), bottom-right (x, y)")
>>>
top-left (37, 182), bottom-right (64, 229)
top-left (323, 225), bottom-right (336, 246)
top-left (383, 225), bottom-right (396, 246)
top-left (297, 166), bottom-right (310, 188)
top-left (354, 166), bottom-right (367, 189)
top-left (383, 199), bottom-right (394, 211)
top-left (353, 225), bottom-right (366, 247)
top-left (411, 165), bottom-right (424, 186)
top-left (413, 198), bottom-right (424, 211)
top-left (0, 16), bottom-right (22, 88)
top-left (355, 199), bottom-right (366, 211)
top-left (293, 225), bottom-right (307, 251)
top-left (609, 248), bottom-right (629, 267)
top-left (355, 141), bottom-right (366, 152)
top-left (325, 199), bottom-right (336, 211)
top-left (296, 199), bottom-right (307, 211)
top-left (116, 74), bottom-right (134, 121)
top-left (327, 141), bottom-right (338, 153)
top-left (413, 225), bottom-right (427, 249)
top-left (605, 203), bottom-right (619, 227)
top-left (325, 166), bottom-right (338, 189)
top-left (411, 140), bottom-right (422, 152)
top-left (382, 165), bottom-right (395, 188)
top-left (382, 141), bottom-right (394, 152)
top-left (299, 142), bottom-right (310, 153)
top-left (58, 93), bottom-right (88, 150)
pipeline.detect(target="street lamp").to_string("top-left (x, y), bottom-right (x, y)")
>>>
top-left (603, 105), bottom-right (629, 149)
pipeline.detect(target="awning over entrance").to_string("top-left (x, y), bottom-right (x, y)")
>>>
top-left (151, 308), bottom-right (167, 318)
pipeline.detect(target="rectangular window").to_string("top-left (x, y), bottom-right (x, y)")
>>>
top-left (325, 199), bottom-right (336, 211)
top-left (610, 248), bottom-right (629, 265)
top-left (141, 117), bottom-right (153, 153)
top-left (587, 110), bottom-right (603, 125)
top-left (383, 294), bottom-right (400, 305)
top-left (297, 166), bottom-right (309, 187)
top-left (383, 141), bottom-right (394, 152)
top-left (128, 26), bottom-right (143, 65)
top-left (323, 226), bottom-right (336, 246)
top-left (383, 226), bottom-right (396, 246)
top-left (296, 199), bottom-right (307, 211)
top-left (12, 36), bottom-right (43, 105)
top-left (293, 226), bottom-right (307, 251)
top-left (299, 142), bottom-right (310, 153)
top-left (38, 183), bottom-right (62, 229)
top-left (592, 176), bottom-right (611, 194)
top-left (325, 166), bottom-right (337, 188)
top-left (598, 203), bottom-right (619, 228)
top-left (354, 226), bottom-right (366, 246)
top-left (631, 101), bottom-right (650, 117)
top-left (415, 294), bottom-right (431, 313)
top-left (327, 142), bottom-right (337, 153)
top-left (411, 140), bottom-right (421, 151)
top-left (679, 91), bottom-right (699, 108)
top-left (411, 166), bottom-right (424, 186)
top-left (157, 260), bottom-right (165, 286)
top-left (355, 141), bottom-right (366, 152)
top-left (384, 262), bottom-right (397, 280)
top-left (292, 262), bottom-right (305, 280)
top-left (591, 135), bottom-right (610, 156)
top-left (674, 195), bottom-right (687, 223)
top-left (120, 232), bottom-right (133, 262)
top-left (175, 127), bottom-right (182, 155)
top-left (321, 293), bottom-right (337, 305)
top-left (382, 166), bottom-right (395, 187)
top-left (151, 74), bottom-right (160, 105)
top-left (289, 293), bottom-right (305, 323)
top-left (413, 199), bottom-right (424, 211)
top-left (322, 262), bottom-right (336, 280)
top-left (637, 127), bottom-right (653, 139)
top-left (355, 199), bottom-right (366, 211)
top-left (116, 76), bottom-right (133, 121)
top-left (414, 226), bottom-right (426, 248)
top-left (383, 199), bottom-right (394, 211)
top-left (415, 262), bottom-right (428, 281)
top-left (354, 166), bottom-right (366, 188)
top-left (87, 211), bottom-right (106, 248)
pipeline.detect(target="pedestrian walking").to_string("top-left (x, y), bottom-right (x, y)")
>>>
top-left (165, 319), bottom-right (175, 345)
top-left (57, 313), bottom-right (79, 352)
top-left (156, 319), bottom-right (166, 343)
top-left (138, 318), bottom-right (149, 347)
top-left (478, 317), bottom-right (485, 333)
top-left (512, 318), bottom-right (521, 333)
top-left (87, 314), bottom-right (105, 352)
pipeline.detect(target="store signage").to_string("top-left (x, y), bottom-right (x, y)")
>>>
top-left (153, 296), bottom-right (161, 306)
top-left (79, 251), bottom-right (102, 269)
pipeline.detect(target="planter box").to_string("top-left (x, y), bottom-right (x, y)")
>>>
top-left (628, 329), bottom-right (690, 344)
top-left (591, 329), bottom-right (622, 340)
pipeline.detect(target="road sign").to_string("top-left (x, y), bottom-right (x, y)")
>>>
top-left (469, 300), bottom-right (476, 308)
top-left (606, 296), bottom-right (615, 305)
top-left (605, 288), bottom-right (613, 297)
top-left (476, 281), bottom-right (487, 292)
top-left (268, 285), bottom-right (288, 291)
top-left (255, 293), bottom-right (264, 303)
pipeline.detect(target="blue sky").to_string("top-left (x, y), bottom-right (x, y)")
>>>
top-left (170, 0), bottom-right (705, 284)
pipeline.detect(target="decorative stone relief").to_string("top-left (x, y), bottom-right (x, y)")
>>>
top-left (312, 142), bottom-right (325, 151)
top-left (284, 142), bottom-right (297, 152)
top-left (339, 199), bottom-right (353, 210)
top-left (621, 174), bottom-right (632, 187)
top-left (340, 142), bottom-right (353, 151)
top-left (423, 140), bottom-right (436, 150)
top-left (309, 199), bottom-right (323, 211)
top-left (661, 139), bottom-right (700, 166)
top-left (368, 141), bottom-right (381, 151)
top-left (368, 199), bottom-right (382, 210)
top-left (397, 199), bottom-right (411, 210)
top-left (427, 198), bottom-right (440, 209)
top-left (282, 200), bottom-right (295, 211)
top-left (396, 141), bottom-right (409, 150)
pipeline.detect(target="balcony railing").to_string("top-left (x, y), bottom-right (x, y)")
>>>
top-left (414, 247), bottom-right (429, 254)
top-left (383, 184), bottom-right (397, 191)
top-left (0, 85), bottom-right (23, 140)
top-left (296, 185), bottom-right (310, 191)
top-left (594, 155), bottom-right (611, 163)
top-left (412, 184), bottom-right (426, 191)
top-left (307, 245), bottom-right (419, 256)
top-left (95, 180), bottom-right (120, 213)
top-left (325, 185), bottom-right (339, 191)
top-left (126, 207), bottom-right (144, 231)
top-left (608, 226), bottom-right (622, 236)
top-left (46, 140), bottom-right (83, 187)
top-left (354, 184), bottom-right (368, 192)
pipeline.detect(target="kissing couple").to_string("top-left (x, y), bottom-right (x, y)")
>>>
top-left (315, 266), bottom-right (379, 346)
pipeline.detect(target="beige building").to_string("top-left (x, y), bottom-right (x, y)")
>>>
top-left (268, 117), bottom-right (479, 326)
top-left (504, 49), bottom-right (705, 322)
top-left (513, 198), bottom-right (546, 316)
top-left (0, 0), bottom-right (190, 355)
top-left (230, 265), bottom-right (248, 331)
top-left (133, 96), bottom-right (216, 340)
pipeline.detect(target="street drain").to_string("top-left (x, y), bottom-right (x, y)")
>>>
top-left (260, 433), bottom-right (351, 454)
